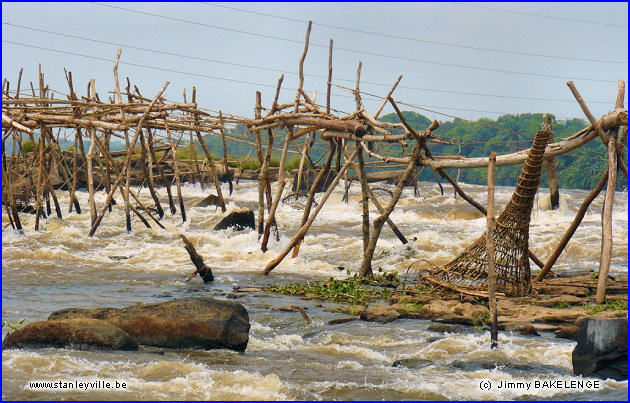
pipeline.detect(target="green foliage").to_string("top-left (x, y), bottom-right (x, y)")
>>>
top-left (472, 312), bottom-right (490, 331)
top-left (585, 298), bottom-right (627, 315)
top-left (267, 271), bottom-right (400, 305)
top-left (284, 156), bottom-right (302, 172)
top-left (22, 140), bottom-right (38, 153)
top-left (2, 318), bottom-right (25, 332)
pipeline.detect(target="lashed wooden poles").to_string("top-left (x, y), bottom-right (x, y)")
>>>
top-left (596, 81), bottom-right (624, 304)
top-left (138, 127), bottom-right (164, 218)
top-left (89, 133), bottom-right (157, 229)
top-left (147, 127), bottom-right (176, 215)
top-left (88, 81), bottom-right (169, 237)
top-left (261, 127), bottom-right (292, 252)
top-left (165, 122), bottom-right (186, 222)
top-left (487, 152), bottom-right (498, 349)
top-left (359, 146), bottom-right (417, 276)
top-left (292, 140), bottom-right (335, 258)
top-left (535, 170), bottom-right (609, 281)
top-left (262, 148), bottom-right (359, 276)
top-left (193, 91), bottom-right (226, 212)
top-left (2, 162), bottom-right (22, 230)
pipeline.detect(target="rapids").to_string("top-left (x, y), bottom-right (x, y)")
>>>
top-left (2, 180), bottom-right (627, 400)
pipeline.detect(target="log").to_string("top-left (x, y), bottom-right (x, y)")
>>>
top-left (180, 234), bottom-right (214, 283)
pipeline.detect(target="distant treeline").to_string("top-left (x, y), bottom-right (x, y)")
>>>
top-left (376, 111), bottom-right (626, 191)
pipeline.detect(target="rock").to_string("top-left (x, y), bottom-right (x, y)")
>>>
top-left (213, 208), bottom-right (255, 231)
top-left (48, 297), bottom-right (250, 352)
top-left (518, 324), bottom-right (540, 336)
top-left (327, 317), bottom-right (359, 326)
top-left (572, 317), bottom-right (627, 381)
top-left (2, 319), bottom-right (138, 351)
top-left (536, 295), bottom-right (585, 308)
top-left (555, 325), bottom-right (581, 340)
top-left (360, 305), bottom-right (401, 323)
top-left (427, 324), bottom-right (465, 333)
top-left (325, 305), bottom-right (366, 316)
top-left (392, 358), bottom-right (433, 369)
top-left (192, 194), bottom-right (221, 208)
top-left (271, 305), bottom-right (307, 312)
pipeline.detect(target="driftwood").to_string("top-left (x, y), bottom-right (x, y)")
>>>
top-left (180, 234), bottom-right (214, 283)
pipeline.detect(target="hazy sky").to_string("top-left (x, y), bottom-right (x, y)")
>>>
top-left (2, 2), bottom-right (628, 123)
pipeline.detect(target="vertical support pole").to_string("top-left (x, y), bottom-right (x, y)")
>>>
top-left (357, 142), bottom-right (370, 259)
top-left (487, 152), bottom-right (498, 349)
top-left (595, 80), bottom-right (624, 304)
top-left (542, 114), bottom-right (560, 210)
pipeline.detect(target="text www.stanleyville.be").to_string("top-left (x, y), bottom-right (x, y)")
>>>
top-left (27, 380), bottom-right (127, 392)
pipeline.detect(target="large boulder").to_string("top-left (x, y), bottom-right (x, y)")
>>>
top-left (2, 318), bottom-right (138, 351)
top-left (192, 194), bottom-right (221, 208)
top-left (213, 208), bottom-right (255, 231)
top-left (572, 317), bottom-right (627, 381)
top-left (48, 297), bottom-right (250, 352)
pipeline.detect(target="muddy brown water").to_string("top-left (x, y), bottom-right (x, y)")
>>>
top-left (2, 180), bottom-right (627, 400)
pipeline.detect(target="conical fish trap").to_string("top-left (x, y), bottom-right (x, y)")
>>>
top-left (424, 129), bottom-right (552, 297)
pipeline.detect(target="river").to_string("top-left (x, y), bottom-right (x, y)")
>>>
top-left (2, 179), bottom-right (627, 400)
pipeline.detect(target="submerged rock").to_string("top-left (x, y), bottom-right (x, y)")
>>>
top-left (48, 297), bottom-right (250, 352)
top-left (192, 193), bottom-right (221, 208)
top-left (572, 317), bottom-right (627, 381)
top-left (2, 318), bottom-right (138, 351)
top-left (213, 208), bottom-right (255, 231)
top-left (392, 358), bottom-right (433, 369)
top-left (427, 324), bottom-right (466, 334)
top-left (360, 305), bottom-right (401, 324)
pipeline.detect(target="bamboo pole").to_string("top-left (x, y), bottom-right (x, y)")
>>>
top-left (487, 152), bottom-right (498, 349)
top-left (262, 148), bottom-right (359, 275)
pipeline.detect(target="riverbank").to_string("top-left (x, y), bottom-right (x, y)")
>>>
top-left (260, 271), bottom-right (628, 340)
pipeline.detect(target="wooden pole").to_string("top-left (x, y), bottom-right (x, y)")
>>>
top-left (357, 142), bottom-right (370, 267)
top-left (595, 80), bottom-right (624, 304)
top-left (218, 110), bottom-right (232, 194)
top-left (165, 122), bottom-right (186, 222)
top-left (88, 81), bottom-right (169, 237)
top-left (359, 146), bottom-right (417, 276)
top-left (86, 127), bottom-right (97, 224)
top-left (487, 152), bottom-right (498, 349)
top-left (535, 170), bottom-right (609, 281)
top-left (292, 140), bottom-right (335, 258)
top-left (295, 133), bottom-right (309, 192)
top-left (542, 114), bottom-right (560, 210)
top-left (262, 148), bottom-right (359, 275)
top-left (261, 127), bottom-right (292, 252)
